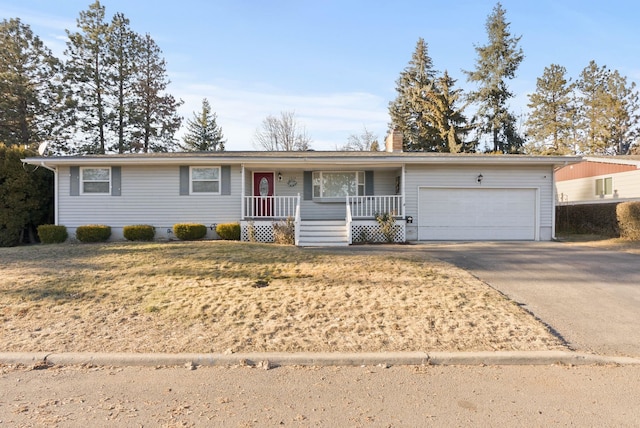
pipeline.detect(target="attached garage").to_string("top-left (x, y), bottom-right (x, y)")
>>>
top-left (418, 187), bottom-right (538, 240)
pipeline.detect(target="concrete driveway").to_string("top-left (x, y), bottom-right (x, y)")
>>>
top-left (418, 242), bottom-right (640, 357)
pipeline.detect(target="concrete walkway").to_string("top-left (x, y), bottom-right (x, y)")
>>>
top-left (419, 241), bottom-right (640, 357)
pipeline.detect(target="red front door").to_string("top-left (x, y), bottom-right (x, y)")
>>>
top-left (253, 172), bottom-right (274, 216)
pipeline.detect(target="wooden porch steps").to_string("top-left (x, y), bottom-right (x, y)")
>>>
top-left (297, 220), bottom-right (349, 247)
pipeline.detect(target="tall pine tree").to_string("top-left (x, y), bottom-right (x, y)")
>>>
top-left (525, 64), bottom-right (576, 154)
top-left (181, 98), bottom-right (226, 151)
top-left (576, 61), bottom-right (640, 155)
top-left (0, 18), bottom-right (70, 152)
top-left (388, 38), bottom-right (440, 151)
top-left (427, 71), bottom-right (472, 153)
top-left (130, 33), bottom-right (183, 153)
top-left (108, 12), bottom-right (139, 154)
top-left (465, 2), bottom-right (524, 153)
top-left (65, 0), bottom-right (112, 154)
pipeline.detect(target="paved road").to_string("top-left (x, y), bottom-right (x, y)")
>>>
top-left (419, 242), bottom-right (640, 357)
top-left (2, 364), bottom-right (640, 426)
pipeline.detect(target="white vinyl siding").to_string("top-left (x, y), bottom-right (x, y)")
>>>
top-left (404, 165), bottom-right (554, 241)
top-left (58, 165), bottom-right (241, 229)
top-left (556, 170), bottom-right (640, 204)
top-left (81, 167), bottom-right (110, 194)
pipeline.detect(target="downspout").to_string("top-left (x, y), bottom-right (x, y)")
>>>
top-left (551, 164), bottom-right (561, 240)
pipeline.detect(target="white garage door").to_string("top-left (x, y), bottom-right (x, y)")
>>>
top-left (418, 188), bottom-right (537, 240)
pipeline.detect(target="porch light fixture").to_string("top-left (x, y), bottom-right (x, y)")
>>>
top-left (477, 174), bottom-right (483, 183)
top-left (278, 172), bottom-right (283, 181)
top-left (406, 216), bottom-right (413, 224)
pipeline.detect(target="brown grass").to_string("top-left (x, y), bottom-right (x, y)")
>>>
top-left (0, 241), bottom-right (565, 353)
top-left (556, 233), bottom-right (640, 254)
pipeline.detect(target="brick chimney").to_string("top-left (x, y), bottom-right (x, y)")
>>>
top-left (385, 129), bottom-right (403, 152)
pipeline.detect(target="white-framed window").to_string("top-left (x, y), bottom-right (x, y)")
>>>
top-left (312, 171), bottom-right (365, 198)
top-left (595, 177), bottom-right (613, 196)
top-left (191, 166), bottom-right (220, 194)
top-left (81, 167), bottom-right (110, 194)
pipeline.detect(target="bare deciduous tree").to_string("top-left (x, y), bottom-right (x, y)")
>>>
top-left (253, 111), bottom-right (312, 151)
top-left (340, 126), bottom-right (379, 151)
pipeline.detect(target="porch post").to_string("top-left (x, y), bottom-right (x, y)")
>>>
top-left (401, 163), bottom-right (406, 217)
top-left (294, 193), bottom-right (301, 246)
top-left (241, 164), bottom-right (245, 220)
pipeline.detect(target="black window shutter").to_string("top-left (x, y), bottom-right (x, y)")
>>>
top-left (111, 166), bottom-right (121, 196)
top-left (179, 166), bottom-right (189, 195)
top-left (365, 170), bottom-right (374, 195)
top-left (70, 166), bottom-right (79, 196)
top-left (221, 165), bottom-right (231, 195)
top-left (303, 171), bottom-right (313, 200)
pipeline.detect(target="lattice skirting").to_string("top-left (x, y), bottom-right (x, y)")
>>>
top-left (351, 220), bottom-right (406, 244)
top-left (242, 221), bottom-right (276, 243)
top-left (241, 220), bottom-right (406, 244)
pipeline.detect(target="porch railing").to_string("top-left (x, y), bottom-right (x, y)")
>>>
top-left (347, 195), bottom-right (404, 218)
top-left (243, 194), bottom-right (300, 219)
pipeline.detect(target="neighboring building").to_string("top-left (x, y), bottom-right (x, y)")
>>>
top-left (23, 132), bottom-right (580, 246)
top-left (555, 156), bottom-right (640, 206)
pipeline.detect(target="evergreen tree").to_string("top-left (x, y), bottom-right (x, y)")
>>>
top-left (0, 143), bottom-right (53, 246)
top-left (575, 61), bottom-right (640, 155)
top-left (388, 38), bottom-right (441, 151)
top-left (465, 2), bottom-right (525, 153)
top-left (606, 69), bottom-right (640, 155)
top-left (130, 33), bottom-right (183, 153)
top-left (108, 12), bottom-right (139, 154)
top-left (427, 71), bottom-right (473, 153)
top-left (0, 18), bottom-right (69, 152)
top-left (64, 0), bottom-right (112, 154)
top-left (575, 61), bottom-right (610, 154)
top-left (525, 64), bottom-right (576, 154)
top-left (181, 98), bottom-right (226, 151)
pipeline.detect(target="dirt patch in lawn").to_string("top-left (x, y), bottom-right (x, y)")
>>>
top-left (0, 241), bottom-right (565, 354)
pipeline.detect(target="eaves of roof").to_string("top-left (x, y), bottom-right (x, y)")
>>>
top-left (22, 151), bottom-right (583, 168)
top-left (583, 156), bottom-right (640, 168)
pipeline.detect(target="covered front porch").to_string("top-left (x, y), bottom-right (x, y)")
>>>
top-left (239, 166), bottom-right (406, 246)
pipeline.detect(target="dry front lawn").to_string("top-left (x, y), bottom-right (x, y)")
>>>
top-left (0, 241), bottom-right (565, 353)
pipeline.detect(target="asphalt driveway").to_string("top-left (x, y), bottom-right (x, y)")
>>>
top-left (418, 242), bottom-right (640, 357)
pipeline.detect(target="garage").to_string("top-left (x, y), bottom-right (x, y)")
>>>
top-left (418, 187), bottom-right (537, 240)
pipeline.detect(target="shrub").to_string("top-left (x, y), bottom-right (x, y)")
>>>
top-left (173, 223), bottom-right (207, 240)
top-left (617, 202), bottom-right (640, 240)
top-left (216, 222), bottom-right (241, 241)
top-left (375, 211), bottom-right (398, 243)
top-left (555, 203), bottom-right (619, 237)
top-left (246, 220), bottom-right (256, 242)
top-left (75, 224), bottom-right (111, 243)
top-left (123, 224), bottom-right (155, 241)
top-left (0, 143), bottom-right (53, 247)
top-left (37, 224), bottom-right (68, 244)
top-left (272, 217), bottom-right (295, 245)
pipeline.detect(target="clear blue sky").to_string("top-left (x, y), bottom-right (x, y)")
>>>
top-left (2, 0), bottom-right (639, 150)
